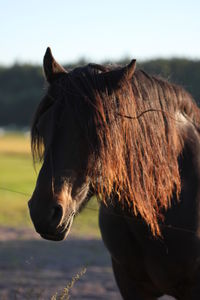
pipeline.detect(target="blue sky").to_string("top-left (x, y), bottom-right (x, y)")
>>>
top-left (1, 0), bottom-right (200, 65)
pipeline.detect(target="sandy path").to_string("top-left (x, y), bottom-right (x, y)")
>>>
top-left (0, 227), bottom-right (174, 300)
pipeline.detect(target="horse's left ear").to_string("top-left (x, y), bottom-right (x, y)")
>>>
top-left (99, 59), bottom-right (136, 88)
top-left (43, 47), bottom-right (67, 83)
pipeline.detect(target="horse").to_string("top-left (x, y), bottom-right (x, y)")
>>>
top-left (29, 47), bottom-right (200, 300)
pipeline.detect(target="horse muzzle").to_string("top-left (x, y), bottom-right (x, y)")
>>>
top-left (40, 211), bottom-right (75, 241)
top-left (28, 195), bottom-right (75, 241)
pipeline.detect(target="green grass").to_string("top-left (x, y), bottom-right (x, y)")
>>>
top-left (0, 132), bottom-right (100, 237)
top-left (72, 196), bottom-right (100, 238)
top-left (0, 152), bottom-right (36, 227)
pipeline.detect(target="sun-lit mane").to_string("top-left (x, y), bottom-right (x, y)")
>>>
top-left (31, 64), bottom-right (200, 235)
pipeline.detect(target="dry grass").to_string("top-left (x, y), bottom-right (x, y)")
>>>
top-left (0, 132), bottom-right (31, 155)
top-left (51, 268), bottom-right (87, 300)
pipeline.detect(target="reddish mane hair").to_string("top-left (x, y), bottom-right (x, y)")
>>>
top-left (31, 64), bottom-right (200, 235)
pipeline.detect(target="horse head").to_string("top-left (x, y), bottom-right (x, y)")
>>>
top-left (28, 48), bottom-right (136, 241)
top-left (28, 48), bottom-right (90, 241)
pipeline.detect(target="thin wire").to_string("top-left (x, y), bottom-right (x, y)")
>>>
top-left (117, 108), bottom-right (180, 122)
top-left (0, 186), bottom-right (30, 197)
top-left (0, 185), bottom-right (98, 214)
top-left (117, 108), bottom-right (200, 130)
top-left (1, 107), bottom-right (198, 235)
top-left (0, 186), bottom-right (197, 235)
top-left (101, 207), bottom-right (197, 236)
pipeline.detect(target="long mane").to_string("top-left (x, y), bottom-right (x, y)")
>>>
top-left (31, 64), bottom-right (200, 235)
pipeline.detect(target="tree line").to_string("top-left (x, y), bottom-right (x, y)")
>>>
top-left (0, 58), bottom-right (199, 127)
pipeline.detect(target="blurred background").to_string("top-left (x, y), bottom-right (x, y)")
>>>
top-left (0, 0), bottom-right (200, 299)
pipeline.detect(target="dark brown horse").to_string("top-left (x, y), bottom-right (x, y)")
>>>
top-left (29, 48), bottom-right (200, 299)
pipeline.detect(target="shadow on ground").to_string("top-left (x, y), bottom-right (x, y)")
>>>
top-left (0, 228), bottom-right (120, 299)
top-left (0, 228), bottom-right (174, 300)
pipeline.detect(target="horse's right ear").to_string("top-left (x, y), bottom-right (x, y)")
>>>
top-left (43, 47), bottom-right (67, 83)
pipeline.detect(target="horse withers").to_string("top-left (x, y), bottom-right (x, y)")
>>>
top-left (28, 48), bottom-right (200, 299)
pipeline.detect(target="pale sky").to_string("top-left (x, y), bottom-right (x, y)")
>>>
top-left (1, 0), bottom-right (200, 66)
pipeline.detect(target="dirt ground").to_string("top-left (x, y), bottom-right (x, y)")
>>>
top-left (0, 227), bottom-right (174, 300)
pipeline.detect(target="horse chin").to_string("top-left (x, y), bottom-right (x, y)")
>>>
top-left (40, 214), bottom-right (74, 242)
top-left (40, 232), bottom-right (67, 241)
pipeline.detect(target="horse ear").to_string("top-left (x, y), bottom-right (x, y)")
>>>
top-left (125, 59), bottom-right (136, 80)
top-left (123, 59), bottom-right (136, 80)
top-left (113, 59), bottom-right (136, 85)
top-left (43, 47), bottom-right (67, 83)
top-left (99, 59), bottom-right (136, 88)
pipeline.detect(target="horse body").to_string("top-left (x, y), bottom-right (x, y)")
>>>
top-left (29, 48), bottom-right (200, 299)
top-left (100, 117), bottom-right (200, 299)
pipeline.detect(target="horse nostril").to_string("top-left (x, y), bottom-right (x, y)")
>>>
top-left (50, 205), bottom-right (63, 228)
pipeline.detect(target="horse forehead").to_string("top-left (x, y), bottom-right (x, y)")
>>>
top-left (70, 65), bottom-right (90, 76)
top-left (70, 64), bottom-right (107, 77)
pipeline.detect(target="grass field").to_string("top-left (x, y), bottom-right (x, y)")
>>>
top-left (0, 132), bottom-right (100, 237)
